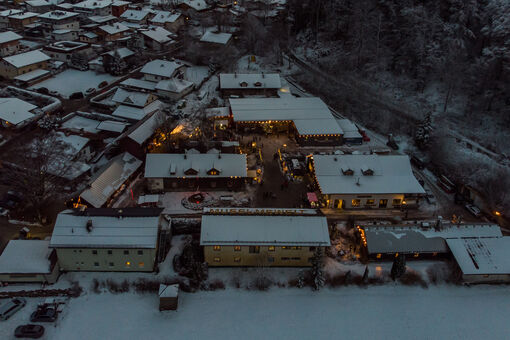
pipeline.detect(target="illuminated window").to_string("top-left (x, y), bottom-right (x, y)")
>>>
top-left (432, 252), bottom-right (438, 256)
top-left (392, 199), bottom-right (402, 206)
top-left (234, 246), bottom-right (241, 251)
top-left (351, 199), bottom-right (361, 207)
top-left (376, 253), bottom-right (382, 259)
top-left (366, 199), bottom-right (375, 205)
top-left (213, 245), bottom-right (221, 251)
top-left (125, 261), bottom-right (131, 267)
top-left (281, 246), bottom-right (288, 250)
top-left (138, 262), bottom-right (144, 268)
top-left (413, 253), bottom-right (419, 258)
top-left (268, 246), bottom-right (275, 251)
top-left (249, 246), bottom-right (260, 254)
top-left (214, 257), bottom-right (221, 262)
top-left (234, 257), bottom-right (241, 263)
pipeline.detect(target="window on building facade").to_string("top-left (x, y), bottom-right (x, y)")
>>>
top-left (352, 199), bottom-right (361, 207)
top-left (393, 199), bottom-right (402, 206)
top-left (249, 246), bottom-right (260, 253)
top-left (267, 256), bottom-right (274, 263)
top-left (92, 250), bottom-right (97, 255)
top-left (309, 246), bottom-right (316, 251)
top-left (366, 199), bottom-right (375, 205)
top-left (138, 262), bottom-right (144, 268)
top-left (124, 250), bottom-right (129, 255)
top-left (234, 246), bottom-right (241, 251)
top-left (234, 257), bottom-right (241, 263)
top-left (281, 257), bottom-right (290, 260)
top-left (138, 250), bottom-right (143, 255)
top-left (214, 257), bottom-right (221, 262)
top-left (109, 262), bottom-right (114, 267)
top-left (213, 245), bottom-right (221, 251)
top-left (268, 246), bottom-right (275, 251)
top-left (108, 250), bottom-right (113, 255)
top-left (291, 257), bottom-right (301, 260)
top-left (94, 262), bottom-right (99, 266)
top-left (125, 261), bottom-right (131, 267)
top-left (376, 253), bottom-right (382, 259)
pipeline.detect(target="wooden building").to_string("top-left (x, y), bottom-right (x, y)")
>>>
top-left (219, 73), bottom-right (281, 97)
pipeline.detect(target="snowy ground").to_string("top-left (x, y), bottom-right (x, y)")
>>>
top-left (29, 70), bottom-right (118, 98)
top-left (2, 285), bottom-right (510, 339)
top-left (160, 190), bottom-right (253, 215)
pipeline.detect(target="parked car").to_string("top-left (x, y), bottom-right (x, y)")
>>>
top-left (85, 88), bottom-right (96, 95)
top-left (0, 207), bottom-right (9, 217)
top-left (98, 81), bottom-right (108, 88)
top-left (0, 298), bottom-right (26, 321)
top-left (14, 325), bottom-right (44, 339)
top-left (30, 307), bottom-right (57, 322)
top-left (465, 203), bottom-right (482, 217)
top-left (410, 155), bottom-right (426, 170)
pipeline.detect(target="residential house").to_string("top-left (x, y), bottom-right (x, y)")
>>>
top-left (111, 0), bottom-right (130, 17)
top-left (310, 154), bottom-right (426, 210)
top-left (79, 31), bottom-right (99, 43)
top-left (155, 78), bottom-right (194, 100)
top-left (73, 0), bottom-right (113, 17)
top-left (120, 110), bottom-right (165, 159)
top-left (120, 9), bottom-right (151, 24)
top-left (26, 0), bottom-right (52, 13)
top-left (140, 59), bottom-right (185, 82)
top-left (97, 23), bottom-right (130, 41)
top-left (42, 41), bottom-right (92, 64)
top-left (50, 208), bottom-right (164, 272)
top-left (110, 88), bottom-right (162, 121)
top-left (139, 26), bottom-right (175, 51)
top-left (149, 10), bottom-right (184, 31)
top-left (0, 9), bottom-right (23, 28)
top-left (0, 97), bottom-right (40, 128)
top-left (200, 208), bottom-right (330, 267)
top-left (8, 12), bottom-right (40, 29)
top-left (38, 10), bottom-right (80, 40)
top-left (0, 31), bottom-right (23, 57)
top-left (200, 30), bottom-right (232, 48)
top-left (0, 49), bottom-right (50, 79)
top-left (144, 152), bottom-right (247, 191)
top-left (219, 73), bottom-right (281, 97)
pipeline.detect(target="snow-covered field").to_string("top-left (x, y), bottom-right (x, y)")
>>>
top-left (30, 70), bottom-right (118, 98)
top-left (2, 285), bottom-right (510, 339)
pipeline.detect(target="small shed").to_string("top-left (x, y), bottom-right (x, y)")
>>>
top-left (159, 284), bottom-right (178, 311)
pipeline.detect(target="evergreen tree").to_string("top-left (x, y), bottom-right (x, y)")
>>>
top-left (390, 253), bottom-right (406, 280)
top-left (310, 247), bottom-right (325, 290)
top-left (414, 112), bottom-right (433, 149)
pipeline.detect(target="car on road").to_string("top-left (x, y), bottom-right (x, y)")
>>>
top-left (14, 325), bottom-right (44, 339)
top-left (0, 298), bottom-right (26, 321)
top-left (465, 203), bottom-right (482, 217)
top-left (30, 307), bottom-right (57, 322)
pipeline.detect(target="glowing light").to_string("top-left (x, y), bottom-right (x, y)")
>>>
top-left (170, 124), bottom-right (184, 135)
top-left (494, 211), bottom-right (501, 216)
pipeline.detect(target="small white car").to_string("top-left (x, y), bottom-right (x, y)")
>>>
top-left (465, 203), bottom-right (481, 217)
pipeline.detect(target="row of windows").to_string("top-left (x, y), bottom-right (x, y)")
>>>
top-left (213, 246), bottom-right (316, 252)
top-left (351, 198), bottom-right (402, 207)
top-left (213, 257), bottom-right (312, 263)
top-left (74, 249), bottom-right (144, 255)
top-left (76, 261), bottom-right (145, 268)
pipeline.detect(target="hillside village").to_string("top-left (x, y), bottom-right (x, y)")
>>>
top-left (0, 0), bottom-right (509, 338)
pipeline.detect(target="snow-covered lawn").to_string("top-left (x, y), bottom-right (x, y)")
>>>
top-left (29, 70), bottom-right (118, 98)
top-left (3, 285), bottom-right (510, 339)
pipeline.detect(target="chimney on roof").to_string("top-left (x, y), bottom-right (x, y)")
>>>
top-left (262, 72), bottom-right (265, 78)
top-left (356, 177), bottom-right (360, 186)
top-left (184, 154), bottom-right (187, 159)
top-left (218, 153), bottom-right (221, 159)
top-left (86, 219), bottom-right (93, 232)
top-left (234, 72), bottom-right (237, 78)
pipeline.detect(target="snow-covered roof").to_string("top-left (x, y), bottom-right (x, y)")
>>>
top-left (159, 283), bottom-right (178, 298)
top-left (180, 0), bottom-right (209, 11)
top-left (53, 29), bottom-right (73, 34)
top-left (61, 114), bottom-right (101, 134)
top-left (26, 0), bottom-right (50, 6)
top-left (9, 12), bottom-right (39, 19)
top-left (200, 214), bottom-right (330, 246)
top-left (205, 106), bottom-right (230, 118)
top-left (0, 240), bottom-right (53, 274)
top-left (220, 73), bottom-right (281, 90)
top-left (80, 152), bottom-right (142, 208)
top-left (155, 78), bottom-right (193, 93)
top-left (145, 153), bottom-right (247, 178)
top-left (229, 97), bottom-right (343, 136)
top-left (312, 154), bottom-right (426, 195)
top-left (39, 10), bottom-right (79, 20)
top-left (81, 31), bottom-right (98, 39)
top-left (138, 194), bottom-right (159, 205)
top-left (88, 14), bottom-right (117, 23)
top-left (50, 209), bottom-right (159, 248)
top-left (363, 223), bottom-right (502, 255)
top-left (104, 47), bottom-right (134, 59)
top-left (447, 237), bottom-right (510, 275)
top-left (2, 50), bottom-right (51, 68)
top-left (140, 59), bottom-right (184, 78)
top-left (120, 9), bottom-right (150, 21)
top-left (0, 9), bottom-right (22, 18)
top-left (96, 120), bottom-right (128, 133)
top-left (200, 30), bottom-right (231, 45)
top-left (150, 11), bottom-right (181, 24)
top-left (120, 78), bottom-right (156, 91)
top-left (127, 110), bottom-right (164, 144)
top-left (140, 27), bottom-right (175, 44)
top-left (99, 23), bottom-right (129, 35)
top-left (112, 100), bottom-right (162, 121)
top-left (337, 119), bottom-right (362, 139)
top-left (73, 0), bottom-right (112, 9)
top-left (0, 97), bottom-right (37, 125)
top-left (14, 69), bottom-right (50, 82)
top-left (0, 31), bottom-right (22, 44)
top-left (112, 88), bottom-right (152, 107)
